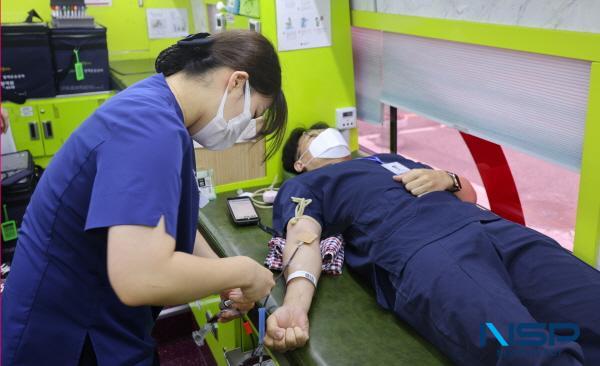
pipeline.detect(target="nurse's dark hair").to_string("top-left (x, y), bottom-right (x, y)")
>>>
top-left (282, 122), bottom-right (329, 175)
top-left (155, 30), bottom-right (287, 160)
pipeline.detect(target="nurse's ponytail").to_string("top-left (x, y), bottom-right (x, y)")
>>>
top-left (155, 33), bottom-right (213, 76)
top-left (156, 31), bottom-right (287, 160)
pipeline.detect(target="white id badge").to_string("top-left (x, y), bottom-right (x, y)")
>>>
top-left (195, 169), bottom-right (210, 209)
top-left (381, 162), bottom-right (410, 175)
top-left (198, 189), bottom-right (210, 209)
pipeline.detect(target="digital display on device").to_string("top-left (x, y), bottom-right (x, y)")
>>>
top-left (227, 197), bottom-right (259, 225)
top-left (2, 151), bottom-right (35, 187)
top-left (2, 152), bottom-right (30, 171)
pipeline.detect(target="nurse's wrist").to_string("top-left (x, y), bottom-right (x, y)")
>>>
top-left (231, 256), bottom-right (258, 289)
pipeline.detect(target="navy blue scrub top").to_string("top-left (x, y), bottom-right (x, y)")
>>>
top-left (273, 154), bottom-right (499, 278)
top-left (2, 74), bottom-right (199, 365)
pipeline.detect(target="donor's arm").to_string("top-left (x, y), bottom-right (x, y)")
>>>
top-left (264, 216), bottom-right (322, 352)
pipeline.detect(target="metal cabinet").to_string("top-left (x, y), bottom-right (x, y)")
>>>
top-left (3, 92), bottom-right (113, 166)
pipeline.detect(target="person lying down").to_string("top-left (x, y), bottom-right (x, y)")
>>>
top-left (263, 123), bottom-right (600, 366)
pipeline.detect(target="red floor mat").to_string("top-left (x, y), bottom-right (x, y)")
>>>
top-left (153, 308), bottom-right (217, 366)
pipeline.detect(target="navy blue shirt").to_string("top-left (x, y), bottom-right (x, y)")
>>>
top-left (273, 154), bottom-right (499, 279)
top-left (2, 74), bottom-right (199, 365)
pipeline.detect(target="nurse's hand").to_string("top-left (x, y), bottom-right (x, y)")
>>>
top-left (229, 257), bottom-right (275, 304)
top-left (264, 305), bottom-right (310, 352)
top-left (393, 169), bottom-right (453, 197)
top-left (218, 288), bottom-right (255, 322)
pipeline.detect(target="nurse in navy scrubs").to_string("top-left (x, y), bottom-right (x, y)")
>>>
top-left (2, 30), bottom-right (285, 365)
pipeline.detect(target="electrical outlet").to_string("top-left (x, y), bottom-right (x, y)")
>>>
top-left (249, 19), bottom-right (261, 32)
top-left (215, 13), bottom-right (226, 31)
top-left (336, 107), bottom-right (357, 130)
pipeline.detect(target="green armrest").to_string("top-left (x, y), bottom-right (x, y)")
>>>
top-left (198, 190), bottom-right (450, 366)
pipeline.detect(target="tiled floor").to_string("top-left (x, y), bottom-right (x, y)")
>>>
top-left (358, 110), bottom-right (580, 250)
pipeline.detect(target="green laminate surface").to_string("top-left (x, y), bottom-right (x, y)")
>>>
top-left (110, 59), bottom-right (157, 90)
top-left (197, 190), bottom-right (450, 366)
top-left (110, 59), bottom-right (156, 75)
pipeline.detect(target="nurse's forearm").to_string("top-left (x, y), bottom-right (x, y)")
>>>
top-left (148, 253), bottom-right (257, 305)
top-left (108, 219), bottom-right (262, 306)
top-left (117, 254), bottom-right (258, 306)
top-left (193, 230), bottom-right (220, 259)
top-left (281, 218), bottom-right (322, 312)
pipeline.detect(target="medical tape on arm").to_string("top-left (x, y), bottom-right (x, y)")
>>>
top-left (289, 197), bottom-right (320, 229)
top-left (288, 196), bottom-right (319, 245)
top-left (281, 197), bottom-right (320, 287)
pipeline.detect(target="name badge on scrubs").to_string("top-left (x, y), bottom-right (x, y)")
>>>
top-left (381, 162), bottom-right (410, 175)
top-left (195, 169), bottom-right (210, 209)
top-left (198, 189), bottom-right (210, 209)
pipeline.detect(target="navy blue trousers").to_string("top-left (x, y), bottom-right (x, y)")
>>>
top-left (389, 219), bottom-right (600, 365)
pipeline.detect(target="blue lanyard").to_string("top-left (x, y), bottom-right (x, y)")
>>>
top-left (360, 156), bottom-right (384, 165)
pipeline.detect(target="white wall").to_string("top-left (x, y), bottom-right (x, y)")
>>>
top-left (350, 0), bottom-right (600, 34)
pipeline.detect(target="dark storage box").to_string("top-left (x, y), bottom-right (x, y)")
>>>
top-left (1, 150), bottom-right (40, 229)
top-left (1, 151), bottom-right (43, 266)
top-left (50, 25), bottom-right (109, 94)
top-left (1, 23), bottom-right (57, 101)
top-left (1, 171), bottom-right (39, 266)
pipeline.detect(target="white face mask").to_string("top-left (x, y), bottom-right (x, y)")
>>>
top-left (237, 117), bottom-right (257, 142)
top-left (192, 81), bottom-right (254, 150)
top-left (298, 128), bottom-right (350, 166)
